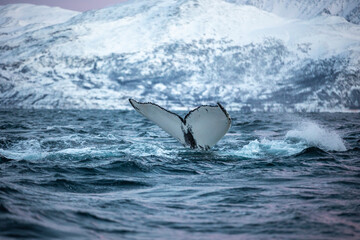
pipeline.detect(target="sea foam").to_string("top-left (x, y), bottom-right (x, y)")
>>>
top-left (230, 138), bottom-right (305, 159)
top-left (0, 139), bottom-right (43, 161)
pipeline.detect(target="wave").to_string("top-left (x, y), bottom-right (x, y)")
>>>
top-left (0, 154), bottom-right (13, 163)
top-left (0, 118), bottom-right (348, 165)
top-left (38, 178), bottom-right (151, 193)
top-left (99, 159), bottom-right (151, 173)
top-left (286, 121), bottom-right (346, 151)
top-left (294, 146), bottom-right (329, 157)
top-left (0, 139), bottom-right (43, 161)
top-left (0, 144), bottom-right (125, 162)
top-left (221, 138), bottom-right (305, 159)
top-left (221, 120), bottom-right (347, 159)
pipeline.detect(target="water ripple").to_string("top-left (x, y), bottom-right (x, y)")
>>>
top-left (0, 110), bottom-right (359, 239)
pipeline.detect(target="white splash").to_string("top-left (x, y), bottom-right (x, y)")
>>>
top-left (286, 121), bottom-right (346, 151)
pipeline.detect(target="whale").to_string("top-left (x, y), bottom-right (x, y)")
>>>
top-left (129, 99), bottom-right (231, 150)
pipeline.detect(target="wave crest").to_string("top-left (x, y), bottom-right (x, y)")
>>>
top-left (286, 121), bottom-right (346, 151)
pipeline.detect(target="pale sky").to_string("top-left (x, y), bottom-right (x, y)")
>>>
top-left (0, 0), bottom-right (128, 11)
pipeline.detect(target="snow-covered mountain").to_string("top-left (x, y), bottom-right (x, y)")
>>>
top-left (0, 0), bottom-right (359, 111)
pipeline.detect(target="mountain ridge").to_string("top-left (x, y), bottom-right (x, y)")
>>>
top-left (0, 0), bottom-right (359, 111)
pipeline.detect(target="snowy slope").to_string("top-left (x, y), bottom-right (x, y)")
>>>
top-left (0, 4), bottom-right (79, 41)
top-left (0, 0), bottom-right (359, 111)
top-left (227, 0), bottom-right (360, 24)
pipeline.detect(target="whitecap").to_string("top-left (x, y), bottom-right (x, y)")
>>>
top-left (0, 139), bottom-right (43, 161)
top-left (225, 138), bottom-right (305, 159)
top-left (286, 121), bottom-right (346, 152)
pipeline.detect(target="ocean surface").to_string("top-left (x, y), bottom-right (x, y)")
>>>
top-left (0, 109), bottom-right (359, 239)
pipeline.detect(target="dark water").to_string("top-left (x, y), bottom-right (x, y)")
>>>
top-left (0, 109), bottom-right (359, 239)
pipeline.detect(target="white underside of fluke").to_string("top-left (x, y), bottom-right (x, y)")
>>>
top-left (129, 99), bottom-right (231, 150)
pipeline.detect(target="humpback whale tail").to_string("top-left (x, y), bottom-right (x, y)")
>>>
top-left (129, 99), bottom-right (231, 150)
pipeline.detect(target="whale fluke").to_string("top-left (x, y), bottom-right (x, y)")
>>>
top-left (129, 99), bottom-right (231, 150)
